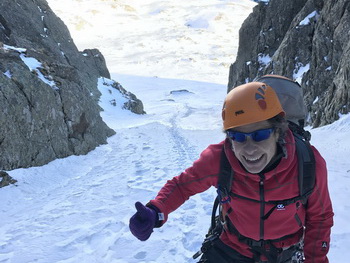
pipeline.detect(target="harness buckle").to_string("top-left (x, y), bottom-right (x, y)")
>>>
top-left (217, 187), bottom-right (231, 204)
top-left (246, 239), bottom-right (265, 247)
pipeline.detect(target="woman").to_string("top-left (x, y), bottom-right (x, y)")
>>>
top-left (129, 81), bottom-right (333, 263)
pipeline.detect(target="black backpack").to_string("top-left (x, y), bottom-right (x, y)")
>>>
top-left (193, 75), bottom-right (316, 263)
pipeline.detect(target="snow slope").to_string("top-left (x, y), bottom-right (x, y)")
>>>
top-left (1, 1), bottom-right (349, 262)
top-left (46, 0), bottom-right (255, 84)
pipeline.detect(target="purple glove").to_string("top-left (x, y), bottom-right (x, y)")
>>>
top-left (129, 202), bottom-right (157, 241)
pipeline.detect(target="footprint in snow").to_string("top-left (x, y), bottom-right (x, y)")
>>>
top-left (183, 231), bottom-right (202, 252)
top-left (200, 192), bottom-right (216, 202)
top-left (181, 200), bottom-right (196, 210)
top-left (134, 251), bottom-right (147, 260)
top-left (142, 145), bottom-right (151, 150)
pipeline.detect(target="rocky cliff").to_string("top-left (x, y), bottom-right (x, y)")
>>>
top-left (0, 0), bottom-right (144, 170)
top-left (228, 0), bottom-right (350, 127)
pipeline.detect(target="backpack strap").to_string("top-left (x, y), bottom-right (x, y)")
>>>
top-left (216, 147), bottom-right (234, 204)
top-left (288, 121), bottom-right (311, 142)
top-left (210, 196), bottom-right (220, 231)
top-left (293, 133), bottom-right (316, 200)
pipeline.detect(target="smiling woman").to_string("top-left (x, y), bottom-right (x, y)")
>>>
top-left (129, 78), bottom-right (334, 263)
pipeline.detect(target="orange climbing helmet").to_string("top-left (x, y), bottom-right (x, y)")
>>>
top-left (222, 82), bottom-right (285, 130)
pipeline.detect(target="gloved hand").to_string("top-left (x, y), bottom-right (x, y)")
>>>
top-left (129, 201), bottom-right (157, 241)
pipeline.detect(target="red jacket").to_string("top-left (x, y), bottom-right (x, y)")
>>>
top-left (149, 130), bottom-right (334, 262)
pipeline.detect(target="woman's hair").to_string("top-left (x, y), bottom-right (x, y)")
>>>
top-left (267, 114), bottom-right (289, 152)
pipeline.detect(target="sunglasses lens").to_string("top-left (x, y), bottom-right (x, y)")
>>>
top-left (253, 129), bottom-right (273, 142)
top-left (233, 133), bottom-right (246, 142)
top-left (228, 128), bottom-right (274, 143)
top-left (228, 131), bottom-right (246, 142)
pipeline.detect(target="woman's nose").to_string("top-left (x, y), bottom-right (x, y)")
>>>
top-left (243, 137), bottom-right (258, 154)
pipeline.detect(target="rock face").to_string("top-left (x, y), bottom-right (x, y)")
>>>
top-left (0, 171), bottom-right (17, 188)
top-left (228, 0), bottom-right (350, 127)
top-left (0, 0), bottom-right (144, 170)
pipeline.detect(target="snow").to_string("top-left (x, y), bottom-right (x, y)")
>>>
top-left (3, 70), bottom-right (12, 78)
top-left (45, 0), bottom-right (256, 84)
top-left (3, 44), bottom-right (26, 53)
top-left (293, 62), bottom-right (310, 84)
top-left (254, 0), bottom-right (269, 3)
top-left (258, 53), bottom-right (271, 66)
top-left (299, 11), bottom-right (318, 26)
top-left (1, 1), bottom-right (349, 263)
top-left (5, 44), bottom-right (59, 90)
top-left (19, 53), bottom-right (57, 89)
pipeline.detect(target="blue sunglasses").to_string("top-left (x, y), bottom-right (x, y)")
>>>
top-left (227, 128), bottom-right (275, 143)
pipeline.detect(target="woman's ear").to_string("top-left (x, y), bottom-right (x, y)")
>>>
top-left (273, 128), bottom-right (280, 143)
top-left (229, 138), bottom-right (235, 151)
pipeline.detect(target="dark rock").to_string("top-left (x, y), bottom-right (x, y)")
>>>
top-left (0, 0), bottom-right (144, 170)
top-left (0, 171), bottom-right (17, 188)
top-left (81, 49), bottom-right (111, 79)
top-left (228, 0), bottom-right (349, 127)
top-left (110, 81), bottom-right (146, 115)
top-left (170, 89), bottom-right (193, 94)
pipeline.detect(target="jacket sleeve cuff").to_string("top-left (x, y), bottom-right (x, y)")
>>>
top-left (146, 203), bottom-right (165, 228)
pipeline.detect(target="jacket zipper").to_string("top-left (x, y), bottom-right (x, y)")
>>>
top-left (259, 173), bottom-right (265, 240)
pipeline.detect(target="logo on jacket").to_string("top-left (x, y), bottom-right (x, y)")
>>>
top-left (276, 204), bottom-right (285, 210)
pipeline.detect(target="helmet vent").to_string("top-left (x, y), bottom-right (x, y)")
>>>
top-left (235, 110), bottom-right (245, 116)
